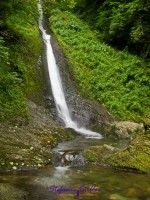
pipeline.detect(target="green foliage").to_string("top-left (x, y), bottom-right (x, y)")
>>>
top-left (0, 0), bottom-right (42, 120)
top-left (49, 9), bottom-right (150, 120)
top-left (43, 0), bottom-right (76, 11)
top-left (0, 37), bottom-right (27, 119)
top-left (73, 0), bottom-right (150, 58)
top-left (6, 10), bottom-right (42, 96)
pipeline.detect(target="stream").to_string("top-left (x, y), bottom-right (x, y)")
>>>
top-left (0, 140), bottom-right (150, 200)
top-left (0, 2), bottom-right (149, 200)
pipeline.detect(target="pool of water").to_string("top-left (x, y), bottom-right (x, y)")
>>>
top-left (0, 164), bottom-right (150, 200)
top-left (53, 135), bottom-right (130, 152)
top-left (0, 136), bottom-right (149, 200)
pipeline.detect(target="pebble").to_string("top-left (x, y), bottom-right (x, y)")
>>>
top-left (30, 147), bottom-right (34, 150)
top-left (10, 162), bottom-right (14, 165)
top-left (103, 144), bottom-right (115, 151)
top-left (12, 166), bottom-right (17, 170)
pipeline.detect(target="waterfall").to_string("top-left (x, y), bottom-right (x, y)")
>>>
top-left (38, 2), bottom-right (102, 139)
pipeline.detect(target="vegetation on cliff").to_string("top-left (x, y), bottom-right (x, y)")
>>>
top-left (0, 0), bottom-right (42, 120)
top-left (47, 8), bottom-right (149, 121)
top-left (44, 0), bottom-right (150, 58)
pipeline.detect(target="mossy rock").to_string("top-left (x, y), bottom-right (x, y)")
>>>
top-left (108, 134), bottom-right (150, 173)
top-left (0, 122), bottom-right (75, 171)
top-left (84, 144), bottom-right (118, 163)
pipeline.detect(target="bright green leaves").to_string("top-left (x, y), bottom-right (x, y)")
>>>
top-left (49, 9), bottom-right (150, 120)
top-left (43, 0), bottom-right (76, 11)
top-left (0, 0), bottom-right (41, 120)
top-left (0, 37), bottom-right (27, 120)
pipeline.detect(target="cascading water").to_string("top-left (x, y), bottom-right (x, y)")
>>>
top-left (38, 2), bottom-right (102, 139)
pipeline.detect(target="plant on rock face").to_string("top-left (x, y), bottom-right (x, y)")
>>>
top-left (49, 9), bottom-right (150, 120)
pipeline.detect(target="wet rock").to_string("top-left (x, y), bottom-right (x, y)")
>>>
top-left (71, 153), bottom-right (86, 166)
top-left (28, 100), bottom-right (37, 109)
top-left (54, 150), bottom-right (86, 167)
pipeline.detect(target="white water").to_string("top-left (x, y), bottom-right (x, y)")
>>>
top-left (38, 3), bottom-right (102, 139)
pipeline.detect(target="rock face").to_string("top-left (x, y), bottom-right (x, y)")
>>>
top-left (113, 121), bottom-right (144, 139)
top-left (0, 101), bottom-right (75, 171)
top-left (54, 150), bottom-right (86, 167)
top-left (50, 35), bottom-right (114, 134)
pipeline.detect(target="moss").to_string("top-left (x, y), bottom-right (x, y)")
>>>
top-left (109, 134), bottom-right (150, 173)
top-left (84, 150), bottom-right (97, 162)
top-left (83, 134), bottom-right (150, 173)
top-left (0, 183), bottom-right (27, 200)
top-left (84, 145), bottom-right (117, 163)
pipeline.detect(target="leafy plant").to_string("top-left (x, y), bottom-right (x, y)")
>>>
top-left (49, 9), bottom-right (150, 120)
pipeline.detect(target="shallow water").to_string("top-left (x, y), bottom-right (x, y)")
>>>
top-left (0, 164), bottom-right (150, 200)
top-left (54, 135), bottom-right (130, 152)
top-left (0, 136), bottom-right (150, 200)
